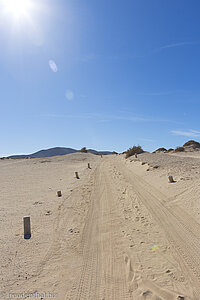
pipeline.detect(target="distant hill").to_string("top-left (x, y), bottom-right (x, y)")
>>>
top-left (87, 149), bottom-right (114, 155)
top-left (7, 147), bottom-right (114, 159)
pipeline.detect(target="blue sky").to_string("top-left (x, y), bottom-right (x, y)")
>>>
top-left (1, 0), bottom-right (200, 156)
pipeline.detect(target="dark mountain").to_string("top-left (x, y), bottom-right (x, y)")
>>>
top-left (8, 147), bottom-right (77, 159)
top-left (32, 147), bottom-right (77, 158)
top-left (87, 149), bottom-right (114, 155)
top-left (7, 147), bottom-right (114, 159)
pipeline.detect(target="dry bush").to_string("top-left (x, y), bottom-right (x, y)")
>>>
top-left (79, 147), bottom-right (88, 153)
top-left (183, 140), bottom-right (200, 148)
top-left (153, 147), bottom-right (167, 153)
top-left (167, 148), bottom-right (174, 153)
top-left (125, 145), bottom-right (144, 158)
top-left (174, 146), bottom-right (184, 152)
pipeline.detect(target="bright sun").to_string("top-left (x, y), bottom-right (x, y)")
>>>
top-left (1, 0), bottom-right (32, 19)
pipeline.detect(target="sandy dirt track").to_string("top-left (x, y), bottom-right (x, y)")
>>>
top-left (1, 153), bottom-right (200, 299)
top-left (66, 157), bottom-right (198, 300)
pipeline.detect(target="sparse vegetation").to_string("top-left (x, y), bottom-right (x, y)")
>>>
top-left (153, 147), bottom-right (167, 153)
top-left (79, 147), bottom-right (88, 153)
top-left (183, 140), bottom-right (200, 148)
top-left (174, 146), bottom-right (184, 152)
top-left (167, 148), bottom-right (174, 153)
top-left (125, 145), bottom-right (144, 158)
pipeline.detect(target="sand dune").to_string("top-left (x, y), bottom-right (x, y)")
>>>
top-left (1, 152), bottom-right (200, 299)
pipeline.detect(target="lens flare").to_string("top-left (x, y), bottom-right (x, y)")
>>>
top-left (49, 60), bottom-right (58, 73)
top-left (65, 90), bottom-right (74, 100)
top-left (152, 244), bottom-right (159, 251)
top-left (1, 0), bottom-right (32, 19)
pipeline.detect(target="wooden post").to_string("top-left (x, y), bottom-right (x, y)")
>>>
top-left (24, 216), bottom-right (31, 239)
top-left (88, 163), bottom-right (90, 169)
top-left (57, 190), bottom-right (62, 197)
top-left (75, 172), bottom-right (79, 179)
top-left (135, 154), bottom-right (137, 158)
top-left (168, 176), bottom-right (174, 183)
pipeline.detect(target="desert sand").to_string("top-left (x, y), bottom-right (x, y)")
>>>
top-left (1, 152), bottom-right (200, 299)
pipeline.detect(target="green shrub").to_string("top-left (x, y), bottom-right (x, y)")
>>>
top-left (125, 145), bottom-right (144, 158)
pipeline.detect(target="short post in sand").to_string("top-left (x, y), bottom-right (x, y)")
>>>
top-left (135, 154), bottom-right (137, 158)
top-left (23, 216), bottom-right (31, 239)
top-left (101, 155), bottom-right (103, 158)
top-left (75, 172), bottom-right (79, 179)
top-left (88, 163), bottom-right (90, 169)
top-left (57, 190), bottom-right (62, 197)
top-left (168, 176), bottom-right (174, 183)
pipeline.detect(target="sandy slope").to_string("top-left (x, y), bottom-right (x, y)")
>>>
top-left (0, 153), bottom-right (100, 299)
top-left (1, 153), bottom-right (200, 299)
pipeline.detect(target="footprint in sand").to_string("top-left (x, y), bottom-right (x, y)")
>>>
top-left (124, 255), bottom-right (186, 300)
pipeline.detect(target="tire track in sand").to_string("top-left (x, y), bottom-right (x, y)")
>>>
top-left (116, 158), bottom-right (200, 299)
top-left (66, 162), bottom-right (130, 300)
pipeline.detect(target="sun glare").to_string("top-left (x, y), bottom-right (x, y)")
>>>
top-left (1, 0), bottom-right (32, 19)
